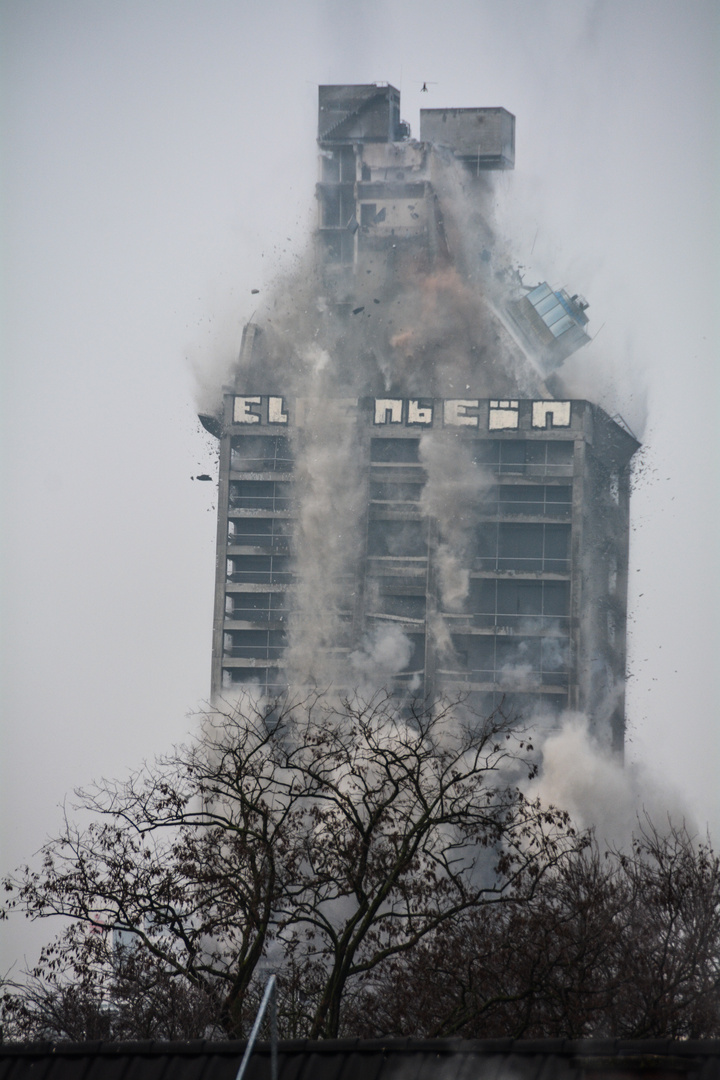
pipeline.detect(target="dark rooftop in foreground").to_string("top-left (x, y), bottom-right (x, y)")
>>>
top-left (2, 1038), bottom-right (720, 1079)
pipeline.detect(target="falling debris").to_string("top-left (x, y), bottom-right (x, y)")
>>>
top-left (194, 474), bottom-right (212, 482)
top-left (352, 306), bottom-right (365, 315)
top-left (251, 288), bottom-right (260, 294)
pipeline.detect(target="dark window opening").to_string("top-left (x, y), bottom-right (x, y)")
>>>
top-left (371, 594), bottom-right (426, 620)
top-left (224, 667), bottom-right (284, 693)
top-left (368, 519), bottom-right (427, 558)
top-left (231, 436), bottom-right (292, 472)
top-left (470, 440), bottom-right (574, 476)
top-left (339, 146), bottom-right (355, 182)
top-left (229, 518), bottom-right (292, 551)
top-left (321, 188), bottom-right (340, 227)
top-left (370, 480), bottom-right (423, 502)
top-left (361, 203), bottom-right (377, 227)
top-left (476, 522), bottom-right (570, 573)
top-left (224, 628), bottom-right (287, 660)
top-left (491, 484), bottom-right (572, 517)
top-left (321, 233), bottom-right (342, 263)
top-left (226, 593), bottom-right (289, 622)
top-left (449, 633), bottom-right (569, 685)
top-left (467, 579), bottom-right (569, 629)
top-left (229, 480), bottom-right (293, 512)
top-left (370, 438), bottom-right (420, 463)
top-left (227, 555), bottom-right (293, 584)
top-left (322, 155), bottom-right (340, 183)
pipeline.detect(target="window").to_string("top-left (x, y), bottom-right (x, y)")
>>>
top-left (226, 593), bottom-right (288, 621)
top-left (229, 480), bottom-right (293, 511)
top-left (227, 555), bottom-right (293, 584)
top-left (470, 439), bottom-right (574, 476)
top-left (229, 518), bottom-right (292, 550)
top-left (475, 523), bottom-right (570, 573)
top-left (321, 188), bottom-right (341, 227)
top-left (224, 629), bottom-right (287, 660)
top-left (494, 484), bottom-right (572, 517)
top-left (370, 438), bottom-right (420, 463)
top-left (230, 436), bottom-right (292, 472)
top-left (370, 480), bottom-right (423, 502)
top-left (370, 594), bottom-right (426, 620)
top-left (368, 520), bottom-right (427, 557)
top-left (449, 633), bottom-right (569, 686)
top-left (361, 203), bottom-right (377, 227)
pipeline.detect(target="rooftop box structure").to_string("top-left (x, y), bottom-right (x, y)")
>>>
top-left (510, 283), bottom-right (592, 371)
top-left (318, 84), bottom-right (402, 145)
top-left (420, 107), bottom-right (515, 171)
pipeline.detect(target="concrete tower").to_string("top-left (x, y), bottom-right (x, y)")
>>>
top-left (204, 84), bottom-right (638, 751)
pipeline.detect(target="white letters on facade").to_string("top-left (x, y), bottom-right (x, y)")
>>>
top-left (443, 399), bottom-right (480, 427)
top-left (233, 396), bottom-right (577, 431)
top-left (374, 398), bottom-right (403, 424)
top-left (234, 396), bottom-right (261, 423)
top-left (532, 401), bottom-right (571, 428)
top-left (488, 399), bottom-right (519, 430)
top-left (268, 396), bottom-right (289, 424)
top-left (407, 400), bottom-right (433, 425)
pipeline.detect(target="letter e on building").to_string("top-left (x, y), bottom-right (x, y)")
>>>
top-left (234, 396), bottom-right (262, 423)
top-left (443, 399), bottom-right (480, 427)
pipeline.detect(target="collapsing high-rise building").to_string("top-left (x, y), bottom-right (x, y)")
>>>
top-left (203, 84), bottom-right (638, 751)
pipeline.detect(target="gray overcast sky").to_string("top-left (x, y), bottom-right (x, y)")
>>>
top-left (1, 0), bottom-right (718, 971)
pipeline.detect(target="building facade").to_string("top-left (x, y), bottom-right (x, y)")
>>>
top-left (205, 85), bottom-right (638, 751)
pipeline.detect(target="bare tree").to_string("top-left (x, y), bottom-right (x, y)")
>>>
top-left (2, 690), bottom-right (580, 1040)
top-left (351, 819), bottom-right (720, 1040)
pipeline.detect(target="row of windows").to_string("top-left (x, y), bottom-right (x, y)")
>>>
top-left (228, 481), bottom-right (571, 520)
top-left (476, 523), bottom-right (569, 573)
top-left (227, 437), bottom-right (574, 476)
top-left (435, 688), bottom-right (569, 720)
top-left (368, 594), bottom-right (426, 621)
top-left (223, 629), bottom-right (287, 660)
top-left (227, 556), bottom-right (293, 584)
top-left (229, 481), bottom-right (293, 512)
top-left (222, 667), bottom-right (286, 694)
top-left (227, 579), bottom-right (569, 628)
top-left (369, 481), bottom-right (572, 517)
top-left (447, 634), bottom-right (570, 685)
top-left (366, 521), bottom-right (570, 572)
top-left (366, 581), bottom-right (569, 622)
top-left (370, 438), bottom-right (574, 474)
top-left (368, 520), bottom-right (427, 558)
top-left (225, 593), bottom-right (289, 621)
top-left (220, 630), bottom-right (568, 682)
top-left (228, 518), bottom-right (293, 549)
top-left (227, 526), bottom-right (569, 585)
top-left (230, 436), bottom-right (292, 474)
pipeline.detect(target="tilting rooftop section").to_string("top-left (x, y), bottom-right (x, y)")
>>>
top-left (420, 106), bottom-right (515, 171)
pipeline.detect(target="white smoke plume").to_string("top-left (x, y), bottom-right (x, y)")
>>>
top-left (419, 430), bottom-right (492, 611)
top-left (527, 712), bottom-right (692, 852)
top-left (284, 390), bottom-right (365, 687)
top-left (349, 624), bottom-right (415, 692)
